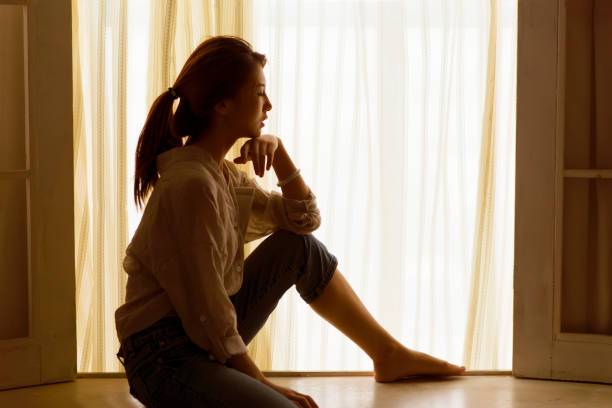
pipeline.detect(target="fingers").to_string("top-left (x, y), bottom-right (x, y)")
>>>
top-left (252, 143), bottom-right (260, 176)
top-left (241, 143), bottom-right (251, 164)
top-left (238, 140), bottom-right (275, 177)
top-left (267, 151), bottom-right (274, 171)
top-left (295, 397), bottom-right (309, 408)
top-left (253, 144), bottom-right (270, 177)
top-left (305, 395), bottom-right (318, 408)
top-left (295, 393), bottom-right (317, 408)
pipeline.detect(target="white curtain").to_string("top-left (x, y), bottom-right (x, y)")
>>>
top-left (251, 0), bottom-right (516, 371)
top-left (73, 0), bottom-right (516, 372)
top-left (74, 0), bottom-right (261, 373)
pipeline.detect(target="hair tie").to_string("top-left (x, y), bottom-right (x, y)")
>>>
top-left (168, 87), bottom-right (178, 99)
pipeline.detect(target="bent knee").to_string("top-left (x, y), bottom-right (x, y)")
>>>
top-left (270, 229), bottom-right (309, 247)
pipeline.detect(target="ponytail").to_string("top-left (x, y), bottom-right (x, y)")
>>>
top-left (134, 89), bottom-right (181, 210)
top-left (133, 35), bottom-right (268, 210)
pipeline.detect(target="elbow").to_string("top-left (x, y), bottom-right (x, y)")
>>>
top-left (308, 213), bottom-right (322, 232)
top-left (289, 212), bottom-right (321, 233)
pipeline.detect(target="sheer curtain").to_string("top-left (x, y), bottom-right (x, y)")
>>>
top-left (251, 0), bottom-right (516, 371)
top-left (73, 0), bottom-right (516, 373)
top-left (73, 0), bottom-right (263, 373)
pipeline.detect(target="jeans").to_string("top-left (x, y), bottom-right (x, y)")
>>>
top-left (116, 229), bottom-right (338, 407)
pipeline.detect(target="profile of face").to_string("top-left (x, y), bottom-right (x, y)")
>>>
top-left (220, 64), bottom-right (272, 140)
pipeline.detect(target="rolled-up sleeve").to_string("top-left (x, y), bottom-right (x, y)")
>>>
top-left (238, 171), bottom-right (322, 242)
top-left (154, 178), bottom-right (247, 364)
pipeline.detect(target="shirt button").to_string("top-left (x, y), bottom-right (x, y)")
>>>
top-left (199, 315), bottom-right (207, 323)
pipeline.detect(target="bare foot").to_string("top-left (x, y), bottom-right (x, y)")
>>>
top-left (373, 345), bottom-right (466, 383)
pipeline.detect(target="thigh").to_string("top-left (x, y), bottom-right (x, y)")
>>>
top-left (134, 344), bottom-right (295, 408)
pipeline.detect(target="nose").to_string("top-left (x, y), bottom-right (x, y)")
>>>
top-left (265, 95), bottom-right (272, 111)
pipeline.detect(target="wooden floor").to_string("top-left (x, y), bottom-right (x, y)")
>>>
top-left (1, 375), bottom-right (611, 407)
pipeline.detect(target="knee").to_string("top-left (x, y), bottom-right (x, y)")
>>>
top-left (268, 230), bottom-right (334, 267)
top-left (271, 229), bottom-right (310, 246)
top-left (277, 230), bottom-right (325, 253)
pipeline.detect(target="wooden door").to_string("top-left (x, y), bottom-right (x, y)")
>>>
top-left (0, 0), bottom-right (75, 390)
top-left (515, 0), bottom-right (612, 384)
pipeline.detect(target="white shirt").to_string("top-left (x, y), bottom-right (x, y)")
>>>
top-left (114, 144), bottom-right (321, 364)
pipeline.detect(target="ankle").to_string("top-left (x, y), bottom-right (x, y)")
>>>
top-left (372, 340), bottom-right (403, 363)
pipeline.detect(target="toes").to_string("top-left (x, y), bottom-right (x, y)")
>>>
top-left (451, 365), bottom-right (466, 374)
top-left (442, 362), bottom-right (465, 374)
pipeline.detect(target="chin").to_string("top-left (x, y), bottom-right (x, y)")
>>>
top-left (241, 131), bottom-right (258, 139)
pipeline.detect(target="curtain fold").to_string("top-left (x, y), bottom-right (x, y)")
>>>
top-left (462, 0), bottom-right (516, 368)
top-left (250, 0), bottom-right (515, 371)
top-left (463, 0), bottom-right (500, 369)
top-left (74, 0), bottom-right (268, 372)
top-left (73, 0), bottom-right (517, 372)
top-left (74, 0), bottom-right (132, 372)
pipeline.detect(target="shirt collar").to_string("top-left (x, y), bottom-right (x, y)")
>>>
top-left (156, 144), bottom-right (224, 177)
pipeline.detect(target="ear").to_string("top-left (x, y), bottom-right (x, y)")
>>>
top-left (214, 98), bottom-right (234, 116)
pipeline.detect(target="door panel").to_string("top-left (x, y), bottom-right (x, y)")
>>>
top-left (0, 4), bottom-right (26, 171)
top-left (515, 0), bottom-right (612, 384)
top-left (0, 178), bottom-right (29, 340)
top-left (0, 0), bottom-right (75, 390)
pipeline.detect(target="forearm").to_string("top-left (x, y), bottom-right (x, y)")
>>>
top-left (272, 139), bottom-right (310, 201)
top-left (225, 351), bottom-right (267, 382)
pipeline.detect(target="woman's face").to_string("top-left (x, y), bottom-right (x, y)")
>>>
top-left (230, 65), bottom-right (272, 139)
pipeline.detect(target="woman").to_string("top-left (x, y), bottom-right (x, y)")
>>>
top-left (115, 35), bottom-right (465, 408)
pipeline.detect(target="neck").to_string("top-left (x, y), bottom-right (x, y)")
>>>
top-left (187, 136), bottom-right (233, 168)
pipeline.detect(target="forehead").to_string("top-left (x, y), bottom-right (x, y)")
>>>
top-left (252, 66), bottom-right (266, 87)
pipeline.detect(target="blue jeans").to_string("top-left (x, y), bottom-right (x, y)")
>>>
top-left (116, 229), bottom-right (338, 407)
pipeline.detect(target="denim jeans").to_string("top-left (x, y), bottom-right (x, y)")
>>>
top-left (116, 229), bottom-right (338, 407)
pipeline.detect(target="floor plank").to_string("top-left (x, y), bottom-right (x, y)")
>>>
top-left (0, 375), bottom-right (610, 407)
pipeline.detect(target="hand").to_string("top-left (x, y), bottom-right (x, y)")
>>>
top-left (233, 134), bottom-right (280, 177)
top-left (260, 378), bottom-right (319, 408)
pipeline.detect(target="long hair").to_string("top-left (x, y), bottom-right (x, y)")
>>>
top-left (133, 35), bottom-right (267, 210)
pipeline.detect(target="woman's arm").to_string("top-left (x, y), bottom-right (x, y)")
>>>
top-left (272, 139), bottom-right (310, 201)
top-left (226, 350), bottom-right (267, 382)
top-left (232, 135), bottom-right (321, 238)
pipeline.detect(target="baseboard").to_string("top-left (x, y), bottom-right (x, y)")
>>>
top-left (76, 370), bottom-right (512, 378)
